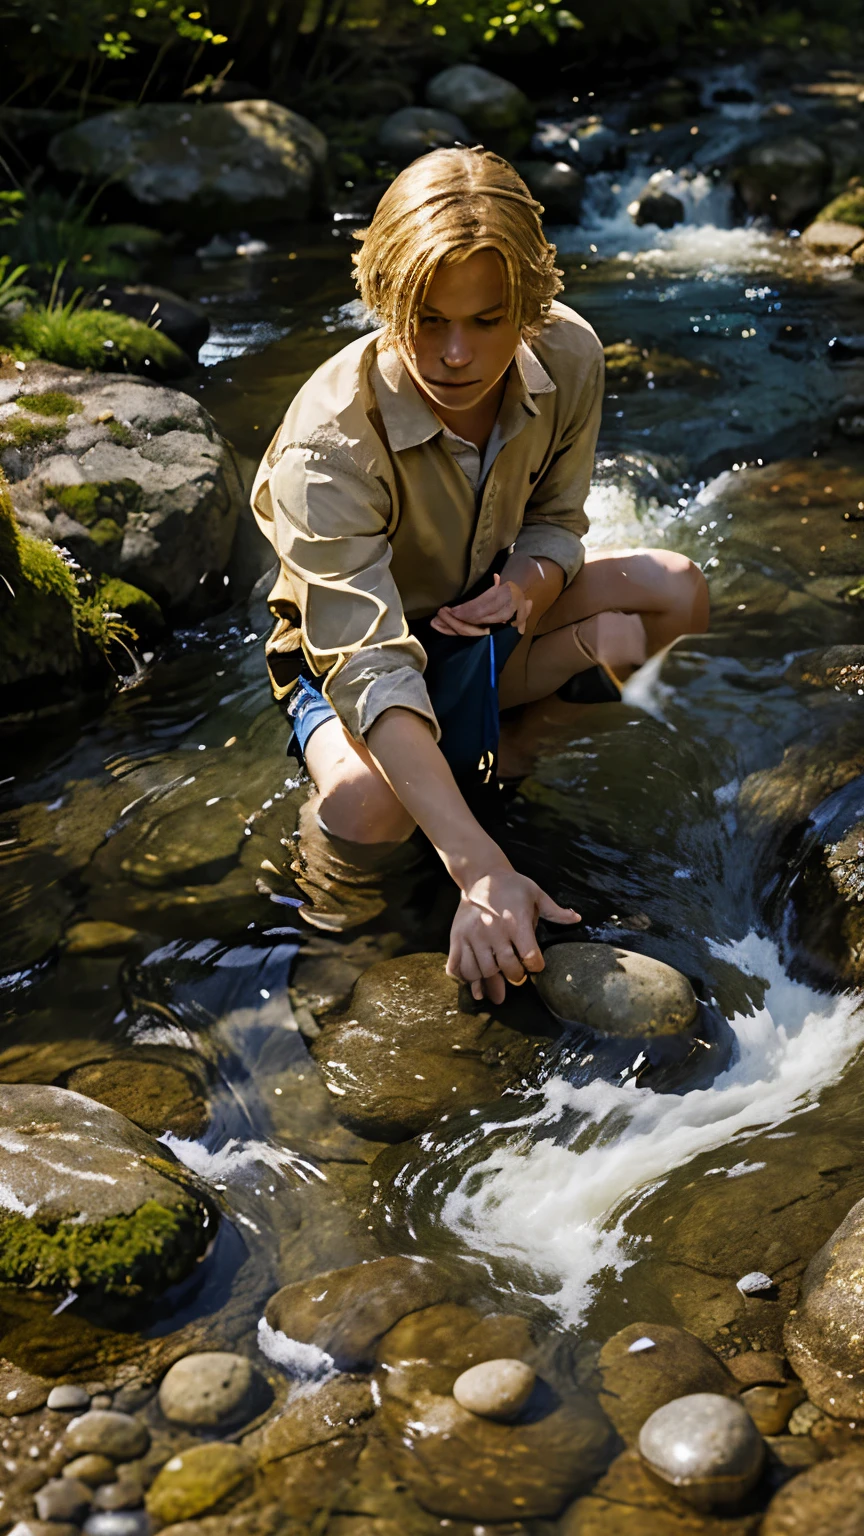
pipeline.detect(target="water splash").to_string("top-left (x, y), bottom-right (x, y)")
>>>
top-left (441, 933), bottom-right (864, 1324)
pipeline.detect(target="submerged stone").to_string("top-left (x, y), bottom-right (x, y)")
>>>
top-left (255, 1375), bottom-right (374, 1464)
top-left (158, 1352), bottom-right (267, 1428)
top-left (561, 1447), bottom-right (761, 1534)
top-left (376, 1302), bottom-right (536, 1375)
top-left (144, 1442), bottom-right (251, 1525)
top-left (0, 1084), bottom-right (215, 1299)
top-left (62, 1454), bottom-right (116, 1486)
top-left (785, 1193), bottom-right (864, 1416)
top-left (598, 1323), bottom-right (738, 1445)
top-left (35, 1478), bottom-right (92, 1522)
top-left (65, 1409), bottom-right (150, 1461)
top-left (639, 1393), bottom-right (764, 1510)
top-left (310, 952), bottom-right (549, 1142)
top-left (761, 1449), bottom-right (864, 1534)
top-left (0, 1361), bottom-right (51, 1415)
top-left (264, 1255), bottom-right (453, 1371)
top-left (535, 944), bottom-right (698, 1037)
top-left (739, 1383), bottom-right (804, 1436)
top-left (65, 1056), bottom-right (208, 1140)
top-left (452, 1358), bottom-right (536, 1421)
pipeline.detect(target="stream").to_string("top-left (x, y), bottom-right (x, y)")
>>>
top-left (4, 59), bottom-right (864, 1530)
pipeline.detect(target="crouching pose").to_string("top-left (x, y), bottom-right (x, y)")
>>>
top-left (252, 147), bottom-right (708, 1001)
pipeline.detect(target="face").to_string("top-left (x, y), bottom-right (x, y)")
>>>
top-left (408, 247), bottom-right (522, 413)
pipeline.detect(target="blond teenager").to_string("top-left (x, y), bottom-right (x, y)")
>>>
top-left (252, 148), bottom-right (709, 1003)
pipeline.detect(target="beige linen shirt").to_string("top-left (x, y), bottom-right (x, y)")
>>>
top-left (251, 298), bottom-right (604, 742)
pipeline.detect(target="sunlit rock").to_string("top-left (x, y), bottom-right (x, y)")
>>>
top-left (377, 107), bottom-right (468, 166)
top-left (598, 1323), bottom-right (738, 1445)
top-left (560, 1445), bottom-right (756, 1533)
top-left (638, 1393), bottom-right (763, 1510)
top-left (0, 1084), bottom-right (216, 1299)
top-left (453, 1358), bottom-right (537, 1421)
top-left (603, 342), bottom-right (720, 393)
top-left (785, 1194), bottom-right (864, 1417)
top-left (801, 220), bottom-right (864, 256)
top-left (426, 64), bottom-right (531, 153)
top-left (376, 1302), bottom-right (536, 1374)
top-left (0, 1361), bottom-right (51, 1416)
top-left (535, 944), bottom-right (698, 1038)
top-left (65, 1055), bottom-right (209, 1140)
top-left (761, 1449), bottom-right (864, 1534)
top-left (739, 1382), bottom-right (804, 1435)
top-left (145, 1442), bottom-right (250, 1525)
top-left (65, 1409), bottom-right (150, 1461)
top-left (732, 135), bottom-right (828, 226)
top-left (49, 102), bottom-right (328, 230)
top-left (514, 158), bottom-right (584, 220)
top-left (264, 1255), bottom-right (453, 1371)
top-left (158, 1352), bottom-right (269, 1428)
top-left (309, 952), bottom-right (550, 1142)
top-left (252, 1375), bottom-right (373, 1465)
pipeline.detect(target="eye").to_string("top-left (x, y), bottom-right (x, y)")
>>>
top-left (418, 315), bottom-right (442, 326)
top-left (477, 316), bottom-right (504, 328)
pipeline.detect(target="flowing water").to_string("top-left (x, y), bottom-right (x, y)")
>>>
top-left (4, 63), bottom-right (864, 1509)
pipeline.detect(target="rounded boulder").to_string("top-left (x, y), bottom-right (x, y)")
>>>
top-left (453, 1358), bottom-right (536, 1421)
top-left (638, 1393), bottom-right (764, 1510)
top-left (535, 945), bottom-right (698, 1038)
top-left (158, 1352), bottom-right (267, 1428)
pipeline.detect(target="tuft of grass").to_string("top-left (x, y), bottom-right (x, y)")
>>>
top-left (3, 295), bottom-right (188, 377)
top-left (0, 188), bottom-right (165, 283)
top-left (108, 419), bottom-right (135, 447)
top-left (21, 390), bottom-right (82, 417)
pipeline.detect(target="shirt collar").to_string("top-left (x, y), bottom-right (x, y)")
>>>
top-left (372, 337), bottom-right (555, 453)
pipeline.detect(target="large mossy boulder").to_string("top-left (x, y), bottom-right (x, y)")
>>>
top-left (0, 1083), bottom-right (216, 1299)
top-left (49, 101), bottom-right (328, 230)
top-left (5, 364), bottom-right (242, 611)
top-left (308, 952), bottom-right (551, 1142)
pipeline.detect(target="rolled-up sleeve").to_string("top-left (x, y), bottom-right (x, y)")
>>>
top-left (263, 441), bottom-right (438, 741)
top-left (513, 350), bottom-right (604, 583)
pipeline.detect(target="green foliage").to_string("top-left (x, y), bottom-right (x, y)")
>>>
top-left (0, 254), bottom-right (33, 312)
top-left (411, 0), bottom-right (582, 45)
top-left (3, 293), bottom-right (188, 375)
top-left (20, 390), bottom-right (82, 417)
top-left (0, 1197), bottom-right (204, 1296)
top-left (0, 189), bottom-right (164, 284)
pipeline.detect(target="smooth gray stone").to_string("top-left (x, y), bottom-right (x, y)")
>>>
top-left (65, 1409), bottom-right (150, 1461)
top-left (47, 1384), bottom-right (91, 1412)
top-left (82, 1515), bottom-right (153, 1536)
top-left (639, 1392), bottom-right (764, 1510)
top-left (452, 1359), bottom-right (536, 1421)
top-left (35, 1477), bottom-right (92, 1523)
top-left (158, 1351), bottom-right (264, 1427)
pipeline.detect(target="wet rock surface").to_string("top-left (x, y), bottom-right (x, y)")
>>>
top-left (452, 1357), bottom-right (536, 1420)
top-left (145, 1443), bottom-right (251, 1524)
top-left (639, 1393), bottom-right (764, 1510)
top-left (377, 107), bottom-right (468, 165)
top-left (0, 1362), bottom-right (52, 1415)
top-left (598, 1324), bottom-right (738, 1445)
top-left (64, 1056), bottom-right (209, 1141)
top-left (6, 366), bottom-right (243, 613)
top-left (309, 952), bottom-right (550, 1141)
top-left (760, 1449), bottom-right (864, 1534)
top-left (732, 135), bottom-right (828, 226)
top-left (562, 1448), bottom-right (761, 1534)
top-left (536, 944), bottom-right (698, 1037)
top-left (0, 1084), bottom-right (215, 1298)
top-left (65, 1409), bottom-right (151, 1460)
top-left (253, 1375), bottom-right (374, 1464)
top-left (49, 101), bottom-right (328, 229)
top-left (785, 1194), bottom-right (864, 1416)
top-left (158, 1352), bottom-right (268, 1428)
top-left (264, 1256), bottom-right (453, 1370)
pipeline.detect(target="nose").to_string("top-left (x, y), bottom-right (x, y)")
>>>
top-left (442, 323), bottom-right (472, 372)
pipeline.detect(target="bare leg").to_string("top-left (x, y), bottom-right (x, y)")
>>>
top-left (500, 547), bottom-right (708, 709)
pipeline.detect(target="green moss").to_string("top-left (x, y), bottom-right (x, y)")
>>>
top-left (108, 418), bottom-right (135, 447)
top-left (44, 479), bottom-right (139, 529)
top-left (98, 576), bottom-right (165, 634)
top-left (604, 341), bottom-right (720, 392)
top-left (46, 482), bottom-right (101, 520)
top-left (21, 390), bottom-right (82, 418)
top-left (0, 511), bottom-right (81, 687)
top-left (0, 414), bottom-right (66, 449)
top-left (0, 1196), bottom-right (208, 1296)
top-left (88, 517), bottom-right (124, 547)
top-left (5, 304), bottom-right (188, 376)
top-left (817, 186), bottom-right (864, 227)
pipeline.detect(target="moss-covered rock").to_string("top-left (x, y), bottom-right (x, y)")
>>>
top-left (814, 182), bottom-right (864, 227)
top-left (96, 576), bottom-right (165, 637)
top-left (145, 1442), bottom-right (251, 1524)
top-left (3, 303), bottom-right (189, 378)
top-left (0, 468), bottom-right (82, 689)
top-left (0, 1083), bottom-right (217, 1299)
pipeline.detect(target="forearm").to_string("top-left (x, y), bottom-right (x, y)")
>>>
top-left (366, 708), bottom-right (509, 889)
top-left (500, 553), bottom-right (565, 625)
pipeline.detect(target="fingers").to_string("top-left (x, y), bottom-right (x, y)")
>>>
top-left (436, 609), bottom-right (490, 637)
top-left (493, 940), bottom-right (527, 986)
top-left (537, 892), bottom-right (582, 925)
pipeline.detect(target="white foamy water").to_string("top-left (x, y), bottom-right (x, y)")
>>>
top-left (441, 934), bottom-right (864, 1324)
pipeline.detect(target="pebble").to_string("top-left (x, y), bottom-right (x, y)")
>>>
top-left (158, 1351), bottom-right (263, 1427)
top-left (638, 1392), bottom-right (764, 1510)
top-left (35, 1476), bottom-right (92, 1523)
top-left (737, 1270), bottom-right (775, 1295)
top-left (788, 1400), bottom-right (825, 1435)
top-left (63, 1453), bottom-right (117, 1486)
top-left (90, 1394), bottom-right (113, 1411)
top-left (82, 1515), bottom-right (153, 1536)
top-left (48, 1385), bottom-right (91, 1412)
top-left (741, 1382), bottom-right (805, 1435)
top-left (145, 1443), bottom-right (250, 1525)
top-left (452, 1359), bottom-right (537, 1421)
top-left (65, 1410), bottom-right (150, 1462)
top-left (727, 1351), bottom-right (787, 1387)
top-left (8, 1524), bottom-right (80, 1536)
top-left (93, 1480), bottom-right (144, 1512)
top-left (0, 1365), bottom-right (51, 1417)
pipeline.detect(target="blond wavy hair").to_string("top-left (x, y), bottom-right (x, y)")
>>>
top-left (353, 147), bottom-right (563, 351)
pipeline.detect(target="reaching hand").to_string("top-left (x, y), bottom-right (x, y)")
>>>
top-left (446, 865), bottom-right (580, 1004)
top-left (431, 574), bottom-right (532, 638)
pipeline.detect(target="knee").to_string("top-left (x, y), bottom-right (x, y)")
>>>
top-left (651, 549), bottom-right (710, 632)
top-left (318, 772), bottom-right (414, 845)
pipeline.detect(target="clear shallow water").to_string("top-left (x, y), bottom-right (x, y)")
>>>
top-left (4, 87), bottom-right (864, 1394)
